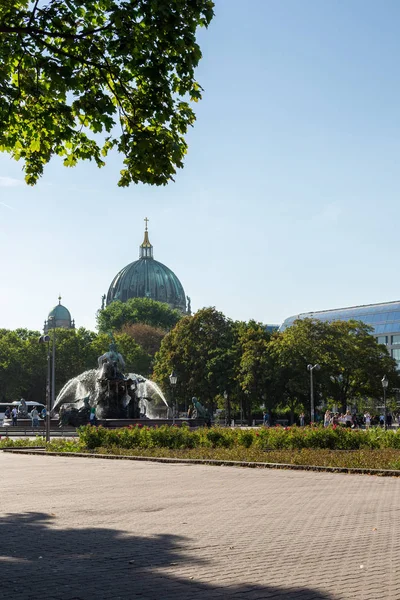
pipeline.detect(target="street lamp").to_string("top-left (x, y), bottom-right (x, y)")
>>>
top-left (169, 370), bottom-right (178, 425)
top-left (39, 334), bottom-right (51, 442)
top-left (381, 374), bottom-right (389, 430)
top-left (223, 390), bottom-right (230, 427)
top-left (48, 316), bottom-right (56, 411)
top-left (307, 363), bottom-right (320, 424)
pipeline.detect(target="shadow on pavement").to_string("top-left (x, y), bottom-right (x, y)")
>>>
top-left (0, 512), bottom-right (336, 599)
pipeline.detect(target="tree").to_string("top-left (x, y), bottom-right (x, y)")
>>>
top-left (0, 0), bottom-right (214, 186)
top-left (233, 321), bottom-right (272, 422)
top-left (0, 328), bottom-right (46, 401)
top-left (97, 298), bottom-right (182, 333)
top-left (269, 319), bottom-right (400, 417)
top-left (121, 323), bottom-right (165, 357)
top-left (153, 307), bottom-right (235, 410)
top-left (49, 327), bottom-right (98, 393)
top-left (321, 320), bottom-right (400, 413)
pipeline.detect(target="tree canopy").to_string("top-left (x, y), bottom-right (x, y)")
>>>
top-left (153, 307), bottom-right (235, 407)
top-left (0, 326), bottom-right (153, 402)
top-left (269, 319), bottom-right (400, 415)
top-left (97, 298), bottom-right (182, 333)
top-left (0, 0), bottom-right (214, 186)
top-left (152, 313), bottom-right (400, 420)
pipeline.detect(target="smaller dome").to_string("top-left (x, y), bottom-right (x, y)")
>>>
top-left (48, 303), bottom-right (71, 322)
top-left (44, 296), bottom-right (75, 332)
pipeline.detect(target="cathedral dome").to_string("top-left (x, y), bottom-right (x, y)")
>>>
top-left (106, 220), bottom-right (188, 313)
top-left (44, 296), bottom-right (75, 332)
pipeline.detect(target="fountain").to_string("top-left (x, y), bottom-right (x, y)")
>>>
top-left (52, 338), bottom-right (172, 427)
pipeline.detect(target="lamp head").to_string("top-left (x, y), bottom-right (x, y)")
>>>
top-left (381, 374), bottom-right (389, 389)
top-left (39, 335), bottom-right (50, 344)
top-left (169, 370), bottom-right (178, 386)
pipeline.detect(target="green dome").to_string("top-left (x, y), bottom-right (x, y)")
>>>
top-left (44, 296), bottom-right (75, 332)
top-left (106, 224), bottom-right (187, 313)
top-left (48, 303), bottom-right (71, 322)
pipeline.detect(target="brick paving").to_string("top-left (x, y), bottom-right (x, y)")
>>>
top-left (1, 453), bottom-right (399, 599)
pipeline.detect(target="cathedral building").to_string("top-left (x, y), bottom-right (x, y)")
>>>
top-left (105, 219), bottom-right (190, 314)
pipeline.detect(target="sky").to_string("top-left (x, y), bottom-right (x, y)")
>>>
top-left (2, 0), bottom-right (400, 332)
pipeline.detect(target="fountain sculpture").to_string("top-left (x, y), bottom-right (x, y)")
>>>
top-left (52, 339), bottom-right (170, 426)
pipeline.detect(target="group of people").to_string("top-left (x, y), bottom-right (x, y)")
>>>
top-left (3, 405), bottom-right (47, 427)
top-left (323, 409), bottom-right (400, 429)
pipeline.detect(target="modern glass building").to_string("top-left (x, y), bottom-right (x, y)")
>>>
top-left (280, 301), bottom-right (400, 368)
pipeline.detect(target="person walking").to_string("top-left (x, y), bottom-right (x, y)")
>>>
top-left (263, 411), bottom-right (270, 427)
top-left (31, 408), bottom-right (39, 428)
top-left (11, 406), bottom-right (18, 426)
top-left (324, 410), bottom-right (331, 428)
top-left (299, 412), bottom-right (305, 427)
top-left (89, 406), bottom-right (97, 426)
top-left (364, 412), bottom-right (371, 429)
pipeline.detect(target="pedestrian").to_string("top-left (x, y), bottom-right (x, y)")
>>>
top-left (364, 412), bottom-right (371, 429)
top-left (41, 407), bottom-right (47, 420)
top-left (379, 414), bottom-right (385, 428)
top-left (4, 406), bottom-right (11, 419)
top-left (89, 406), bottom-right (97, 426)
top-left (344, 411), bottom-right (352, 428)
top-left (11, 406), bottom-right (18, 426)
top-left (263, 411), bottom-right (270, 427)
top-left (323, 410), bottom-right (331, 428)
top-left (387, 413), bottom-right (393, 429)
top-left (31, 408), bottom-right (39, 428)
top-left (299, 412), bottom-right (305, 427)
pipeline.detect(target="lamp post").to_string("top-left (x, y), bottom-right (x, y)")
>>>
top-left (39, 334), bottom-right (51, 443)
top-left (48, 316), bottom-right (56, 411)
top-left (307, 363), bottom-right (320, 424)
top-left (169, 370), bottom-right (178, 425)
top-left (381, 374), bottom-right (388, 430)
top-left (223, 390), bottom-right (230, 427)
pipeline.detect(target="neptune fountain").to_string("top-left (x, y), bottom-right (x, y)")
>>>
top-left (52, 340), bottom-right (170, 426)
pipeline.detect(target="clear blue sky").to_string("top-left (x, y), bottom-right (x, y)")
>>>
top-left (1, 0), bottom-right (400, 332)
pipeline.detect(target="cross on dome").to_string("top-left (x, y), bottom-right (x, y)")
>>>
top-left (140, 218), bottom-right (153, 256)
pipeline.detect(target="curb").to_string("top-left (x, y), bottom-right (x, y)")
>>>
top-left (3, 448), bottom-right (400, 477)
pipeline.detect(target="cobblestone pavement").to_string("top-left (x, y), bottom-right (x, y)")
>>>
top-left (1, 454), bottom-right (399, 600)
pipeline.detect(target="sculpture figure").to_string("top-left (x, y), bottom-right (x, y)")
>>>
top-left (97, 342), bottom-right (126, 380)
top-left (191, 397), bottom-right (209, 419)
top-left (18, 398), bottom-right (28, 417)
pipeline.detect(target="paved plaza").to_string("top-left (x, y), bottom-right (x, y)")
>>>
top-left (1, 453), bottom-right (400, 599)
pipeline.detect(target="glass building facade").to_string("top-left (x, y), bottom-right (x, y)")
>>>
top-left (280, 301), bottom-right (400, 368)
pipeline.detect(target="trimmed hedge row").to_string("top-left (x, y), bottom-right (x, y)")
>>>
top-left (76, 424), bottom-right (400, 451)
